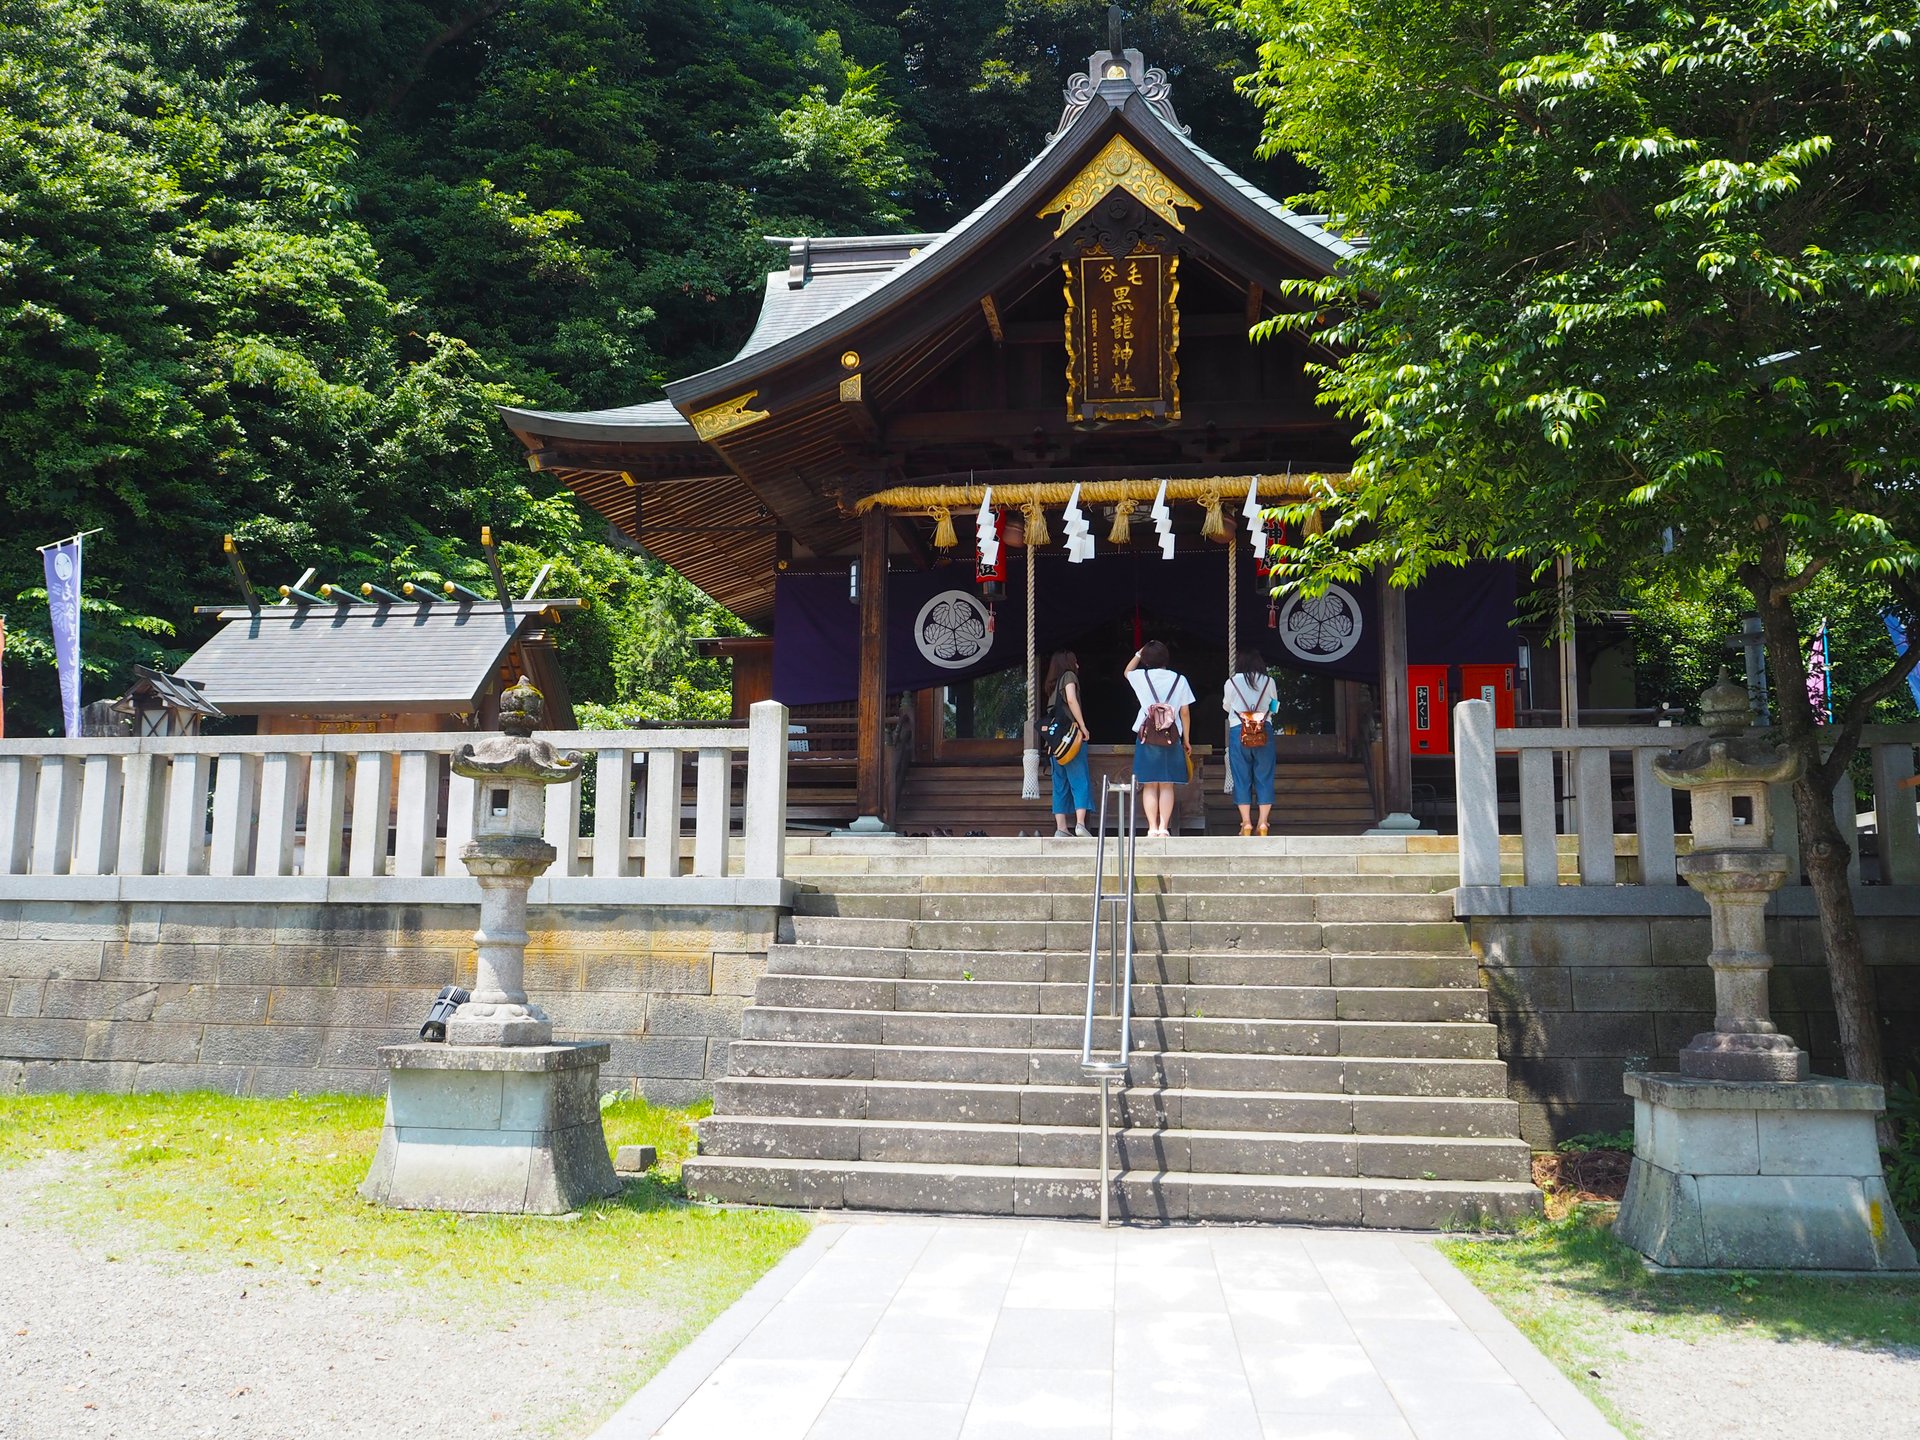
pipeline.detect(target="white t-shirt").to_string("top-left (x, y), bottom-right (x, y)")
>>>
top-left (1127, 668), bottom-right (1196, 737)
top-left (1222, 674), bottom-right (1277, 730)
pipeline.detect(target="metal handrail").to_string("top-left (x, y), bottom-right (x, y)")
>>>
top-left (1080, 773), bottom-right (1138, 1227)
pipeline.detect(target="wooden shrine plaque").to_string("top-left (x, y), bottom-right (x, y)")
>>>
top-left (1065, 247), bottom-right (1180, 423)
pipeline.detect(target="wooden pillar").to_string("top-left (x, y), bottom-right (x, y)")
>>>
top-left (1377, 570), bottom-right (1412, 818)
top-left (854, 508), bottom-right (890, 822)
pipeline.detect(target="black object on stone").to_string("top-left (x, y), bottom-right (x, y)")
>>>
top-left (419, 986), bottom-right (471, 1041)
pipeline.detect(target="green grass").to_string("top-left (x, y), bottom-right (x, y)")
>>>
top-left (1441, 1210), bottom-right (1920, 1435)
top-left (0, 1090), bottom-right (807, 1428)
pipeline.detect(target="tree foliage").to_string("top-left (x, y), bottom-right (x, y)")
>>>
top-left (2, 2), bottom-right (1285, 736)
top-left (1221, 0), bottom-right (1920, 1087)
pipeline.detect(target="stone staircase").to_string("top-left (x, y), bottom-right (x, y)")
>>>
top-left (682, 838), bottom-right (1541, 1227)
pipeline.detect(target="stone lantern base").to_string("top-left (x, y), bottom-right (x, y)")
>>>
top-left (1615, 1072), bottom-right (1916, 1271)
top-left (360, 1043), bottom-right (622, 1215)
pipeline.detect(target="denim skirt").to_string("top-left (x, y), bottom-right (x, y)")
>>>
top-left (1132, 738), bottom-right (1187, 784)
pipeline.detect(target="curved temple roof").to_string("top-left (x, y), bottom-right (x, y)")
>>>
top-left (500, 41), bottom-right (1357, 624)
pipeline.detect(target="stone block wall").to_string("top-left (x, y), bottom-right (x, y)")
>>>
top-left (1473, 914), bottom-right (1920, 1148)
top-left (0, 899), bottom-right (779, 1104)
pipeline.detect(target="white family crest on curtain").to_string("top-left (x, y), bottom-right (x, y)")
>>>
top-left (1277, 583), bottom-right (1363, 663)
top-left (915, 591), bottom-right (993, 669)
top-left (41, 536), bottom-right (84, 737)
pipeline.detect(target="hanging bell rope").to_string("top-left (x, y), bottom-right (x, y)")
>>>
top-left (930, 505), bottom-right (957, 550)
top-left (1108, 498), bottom-right (1137, 545)
top-left (1225, 537), bottom-right (1238, 797)
top-left (1021, 537), bottom-right (1041, 801)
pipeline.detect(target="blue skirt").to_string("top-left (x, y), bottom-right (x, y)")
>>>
top-left (1132, 739), bottom-right (1188, 784)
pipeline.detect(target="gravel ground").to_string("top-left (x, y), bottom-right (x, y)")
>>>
top-left (8, 1148), bottom-right (1916, 1440)
top-left (1600, 1330), bottom-right (1920, 1440)
top-left (0, 1162), bottom-right (672, 1440)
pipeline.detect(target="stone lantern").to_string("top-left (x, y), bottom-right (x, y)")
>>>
top-left (1651, 670), bottom-right (1805, 1081)
top-left (361, 678), bottom-right (622, 1215)
top-left (1613, 672), bottom-right (1915, 1270)
top-left (442, 679), bottom-right (580, 1046)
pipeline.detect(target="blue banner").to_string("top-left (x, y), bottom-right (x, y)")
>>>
top-left (1885, 613), bottom-right (1920, 714)
top-left (42, 538), bottom-right (82, 738)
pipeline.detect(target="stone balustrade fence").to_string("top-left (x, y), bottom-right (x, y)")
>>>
top-left (1451, 698), bottom-right (1920, 901)
top-left (0, 700), bottom-right (792, 908)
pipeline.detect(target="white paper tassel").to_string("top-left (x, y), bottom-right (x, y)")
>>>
top-left (1022, 746), bottom-right (1041, 799)
top-left (1150, 479), bottom-right (1175, 560)
top-left (1243, 476), bottom-right (1264, 563)
top-left (975, 486), bottom-right (999, 570)
top-left (1062, 484), bottom-right (1095, 563)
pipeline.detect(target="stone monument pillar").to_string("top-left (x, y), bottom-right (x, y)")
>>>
top-left (1614, 674), bottom-right (1915, 1270)
top-left (361, 678), bottom-right (622, 1215)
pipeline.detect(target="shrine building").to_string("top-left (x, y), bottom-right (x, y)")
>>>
top-left (502, 36), bottom-right (1519, 835)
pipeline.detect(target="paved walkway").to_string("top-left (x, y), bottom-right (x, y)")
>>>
top-left (593, 1218), bottom-right (1621, 1440)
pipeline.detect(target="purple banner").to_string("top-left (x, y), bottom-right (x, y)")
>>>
top-left (42, 538), bottom-right (83, 738)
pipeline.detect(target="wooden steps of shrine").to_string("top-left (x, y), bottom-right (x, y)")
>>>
top-left (888, 757), bottom-right (1377, 836)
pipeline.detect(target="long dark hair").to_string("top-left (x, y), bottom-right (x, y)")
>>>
top-left (1236, 650), bottom-right (1268, 685)
top-left (1139, 639), bottom-right (1171, 670)
top-left (1044, 650), bottom-right (1079, 697)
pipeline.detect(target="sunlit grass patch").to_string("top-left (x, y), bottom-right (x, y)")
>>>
top-left (0, 1091), bottom-right (804, 1307)
top-left (1440, 1209), bottom-right (1920, 1435)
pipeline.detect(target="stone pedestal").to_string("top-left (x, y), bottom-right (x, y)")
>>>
top-left (444, 840), bottom-right (555, 1046)
top-left (360, 1043), bottom-right (621, 1215)
top-left (1365, 812), bottom-right (1437, 836)
top-left (1673, 850), bottom-right (1807, 1081)
top-left (1615, 1071), bottom-right (1917, 1271)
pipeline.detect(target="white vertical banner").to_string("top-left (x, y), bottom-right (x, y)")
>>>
top-left (40, 536), bottom-right (83, 738)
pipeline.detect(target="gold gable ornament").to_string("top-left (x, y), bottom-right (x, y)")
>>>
top-left (687, 391), bottom-right (771, 442)
top-left (1037, 136), bottom-right (1201, 238)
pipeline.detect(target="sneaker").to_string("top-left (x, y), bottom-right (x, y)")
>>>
top-left (1075, 824), bottom-right (1093, 838)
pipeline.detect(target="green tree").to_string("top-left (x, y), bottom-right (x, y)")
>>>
top-left (1223, 0), bottom-right (1920, 1089)
top-left (0, 0), bottom-right (694, 731)
top-left (1626, 565), bottom-right (1920, 738)
top-left (240, 0), bottom-right (931, 404)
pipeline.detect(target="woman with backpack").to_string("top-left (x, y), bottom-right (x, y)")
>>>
top-left (1223, 650), bottom-right (1279, 835)
top-left (1044, 650), bottom-right (1093, 838)
top-left (1123, 640), bottom-right (1194, 837)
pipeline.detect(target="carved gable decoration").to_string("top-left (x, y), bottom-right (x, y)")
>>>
top-left (687, 391), bottom-right (770, 442)
top-left (1038, 136), bottom-right (1200, 238)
